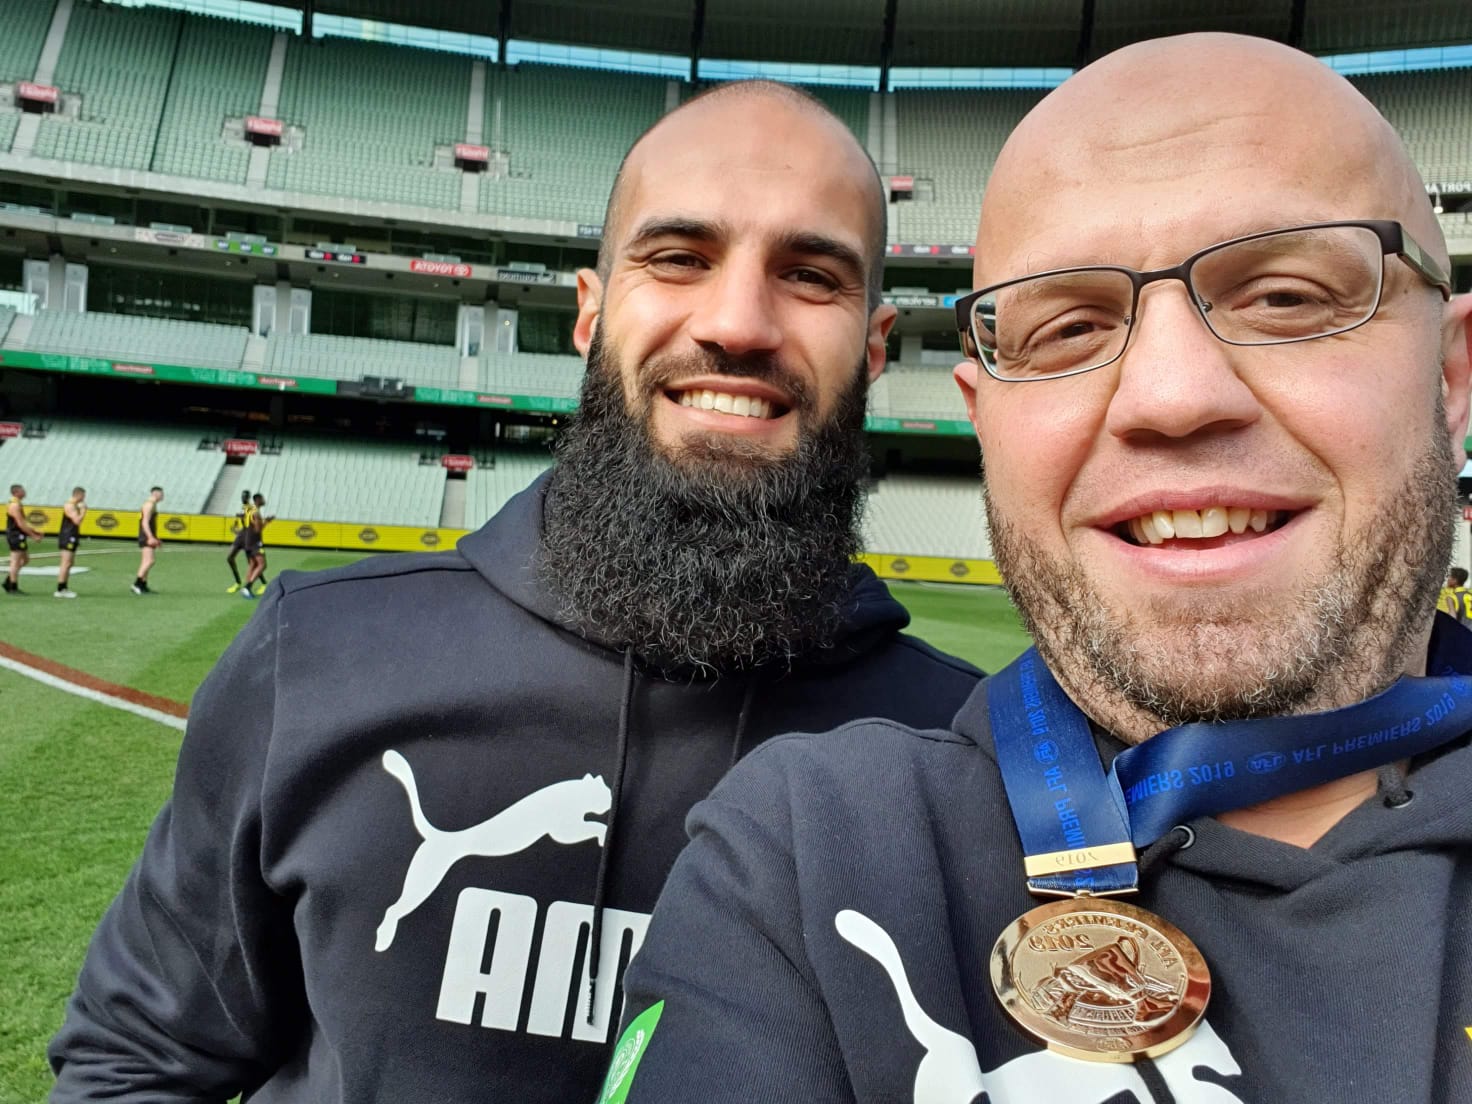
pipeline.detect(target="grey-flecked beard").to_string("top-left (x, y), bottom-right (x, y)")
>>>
top-left (539, 330), bottom-right (872, 677)
top-left (986, 397), bottom-right (1459, 740)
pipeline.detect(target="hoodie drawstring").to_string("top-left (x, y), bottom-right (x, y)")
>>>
top-left (587, 647), bottom-right (636, 1024)
top-left (728, 679), bottom-right (757, 772)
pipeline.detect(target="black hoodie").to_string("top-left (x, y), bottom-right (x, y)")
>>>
top-left (614, 670), bottom-right (1472, 1103)
top-left (48, 474), bottom-right (983, 1103)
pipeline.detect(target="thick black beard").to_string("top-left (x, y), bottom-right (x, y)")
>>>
top-left (539, 331), bottom-right (873, 676)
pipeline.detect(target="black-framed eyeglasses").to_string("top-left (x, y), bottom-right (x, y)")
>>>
top-left (955, 220), bottom-right (1452, 383)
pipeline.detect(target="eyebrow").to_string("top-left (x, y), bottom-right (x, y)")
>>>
top-left (623, 217), bottom-right (866, 282)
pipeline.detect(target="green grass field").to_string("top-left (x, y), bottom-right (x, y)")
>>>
top-left (0, 539), bottom-right (1029, 1102)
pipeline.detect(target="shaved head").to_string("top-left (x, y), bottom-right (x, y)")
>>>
top-left (978, 33), bottom-right (1445, 283)
top-left (598, 80), bottom-right (888, 309)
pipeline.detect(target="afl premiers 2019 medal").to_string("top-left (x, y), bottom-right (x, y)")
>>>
top-left (973, 624), bottom-right (1472, 1063)
top-left (990, 895), bottom-right (1210, 1062)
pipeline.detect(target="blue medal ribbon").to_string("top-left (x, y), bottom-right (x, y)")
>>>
top-left (975, 614), bottom-right (1472, 896)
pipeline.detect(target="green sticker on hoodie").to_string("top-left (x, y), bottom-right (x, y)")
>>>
top-left (597, 1001), bottom-right (664, 1104)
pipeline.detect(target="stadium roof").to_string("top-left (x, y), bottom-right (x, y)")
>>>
top-left (261, 0), bottom-right (1472, 69)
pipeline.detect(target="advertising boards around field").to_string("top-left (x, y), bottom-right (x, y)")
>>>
top-left (23, 506), bottom-right (59, 533)
top-left (81, 510), bottom-right (139, 539)
top-left (856, 552), bottom-right (1002, 587)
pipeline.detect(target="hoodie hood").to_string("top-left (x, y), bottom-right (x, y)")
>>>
top-left (456, 470), bottom-right (913, 671)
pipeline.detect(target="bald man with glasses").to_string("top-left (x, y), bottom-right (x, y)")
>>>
top-left (604, 33), bottom-right (1472, 1104)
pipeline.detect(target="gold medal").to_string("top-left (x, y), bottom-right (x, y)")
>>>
top-left (990, 897), bottom-right (1211, 1062)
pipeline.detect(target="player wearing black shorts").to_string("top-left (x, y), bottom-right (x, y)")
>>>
top-left (226, 490), bottom-right (253, 593)
top-left (133, 486), bottom-right (164, 596)
top-left (5, 483), bottom-right (44, 594)
top-left (55, 487), bottom-right (86, 598)
top-left (240, 493), bottom-right (272, 599)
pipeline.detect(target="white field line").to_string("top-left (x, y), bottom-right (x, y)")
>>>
top-left (0, 655), bottom-right (188, 731)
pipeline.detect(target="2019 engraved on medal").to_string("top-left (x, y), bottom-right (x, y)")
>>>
top-left (990, 897), bottom-right (1211, 1062)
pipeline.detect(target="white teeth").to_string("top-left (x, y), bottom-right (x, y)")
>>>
top-left (672, 389), bottom-right (776, 419)
top-left (1171, 509), bottom-right (1203, 539)
top-left (1125, 505), bottom-right (1282, 544)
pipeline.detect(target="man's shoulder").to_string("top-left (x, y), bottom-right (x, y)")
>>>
top-left (275, 549), bottom-right (479, 601)
top-left (739, 717), bottom-right (979, 793)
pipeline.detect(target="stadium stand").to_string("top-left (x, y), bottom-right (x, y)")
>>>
top-left (483, 64), bottom-right (667, 223)
top-left (7, 310), bottom-right (250, 370)
top-left (0, 0), bottom-right (56, 86)
top-left (891, 88), bottom-right (1046, 243)
top-left (264, 333), bottom-right (460, 386)
top-left (0, 417), bottom-right (226, 513)
top-left (32, 2), bottom-right (178, 171)
top-left (869, 363), bottom-right (968, 421)
top-left (265, 37), bottom-right (467, 209)
top-left (1351, 68), bottom-right (1472, 185)
top-left (235, 436), bottom-right (445, 526)
top-left (0, 114), bottom-right (19, 154)
top-left (478, 352), bottom-right (584, 398)
top-left (0, 307), bottom-right (16, 345)
top-left (151, 15), bottom-right (272, 183)
top-left (463, 448), bottom-right (556, 528)
top-left (861, 474), bottom-right (991, 559)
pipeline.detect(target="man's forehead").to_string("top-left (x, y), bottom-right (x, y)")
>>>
top-left (975, 34), bottom-right (1427, 279)
top-left (612, 96), bottom-right (878, 255)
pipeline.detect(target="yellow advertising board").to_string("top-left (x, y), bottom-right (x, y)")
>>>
top-left (28, 506), bottom-right (998, 584)
top-left (857, 552), bottom-right (1003, 587)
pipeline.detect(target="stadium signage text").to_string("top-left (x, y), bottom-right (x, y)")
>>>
top-left (296, 525), bottom-right (317, 540)
top-left (410, 259), bottom-right (473, 278)
top-left (18, 82), bottom-right (59, 104)
top-left (359, 528), bottom-right (379, 543)
top-left (476, 394), bottom-right (514, 406)
top-left (223, 438), bottom-right (260, 456)
top-left (257, 376), bottom-right (298, 389)
top-left (887, 243), bottom-right (975, 257)
top-left (493, 267), bottom-right (556, 285)
top-left (420, 531), bottom-right (440, 547)
top-left (576, 223), bottom-right (604, 239)
top-left (164, 517), bottom-right (186, 534)
top-left (886, 294), bottom-right (940, 309)
top-left (454, 143), bottom-right (490, 163)
top-left (440, 454), bottom-right (475, 472)
top-left (0, 422), bottom-right (22, 438)
top-left (112, 363), bottom-right (155, 376)
top-left (246, 115), bottom-right (284, 137)
top-left (306, 248), bottom-right (366, 265)
top-left (214, 238), bottom-right (278, 256)
top-left (27, 509), bottom-right (47, 526)
top-left (96, 513), bottom-right (118, 531)
top-left (890, 175), bottom-right (915, 190)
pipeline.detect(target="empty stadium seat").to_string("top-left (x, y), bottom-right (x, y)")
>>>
top-left (236, 436), bottom-right (445, 527)
top-left (10, 310), bottom-right (250, 370)
top-left (265, 37), bottom-right (466, 210)
top-left (482, 64), bottom-right (667, 223)
top-left (0, 417), bottom-right (226, 512)
top-left (32, 2), bottom-right (178, 171)
top-left (463, 448), bottom-right (555, 528)
top-left (0, 0), bottom-right (56, 85)
top-left (861, 474), bottom-right (990, 559)
top-left (151, 15), bottom-right (272, 184)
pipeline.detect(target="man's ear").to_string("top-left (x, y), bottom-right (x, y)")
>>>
top-left (953, 358), bottom-right (983, 437)
top-left (1442, 293), bottom-right (1472, 454)
top-left (574, 268), bottom-right (603, 359)
top-left (865, 304), bottom-right (899, 383)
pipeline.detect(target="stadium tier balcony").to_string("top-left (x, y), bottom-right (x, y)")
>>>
top-left (9, 310), bottom-right (250, 371)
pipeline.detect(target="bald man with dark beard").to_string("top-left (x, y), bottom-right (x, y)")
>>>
top-left (613, 35), bottom-right (1472, 1104)
top-left (48, 82), bottom-right (983, 1104)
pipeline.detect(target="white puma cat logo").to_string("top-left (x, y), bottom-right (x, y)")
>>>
top-left (835, 909), bottom-right (1245, 1104)
top-left (376, 750), bottom-right (612, 952)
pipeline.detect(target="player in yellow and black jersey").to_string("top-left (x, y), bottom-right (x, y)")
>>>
top-left (5, 483), bottom-right (45, 595)
top-left (240, 493), bottom-right (273, 598)
top-left (226, 490), bottom-right (255, 593)
top-left (55, 487), bottom-right (86, 598)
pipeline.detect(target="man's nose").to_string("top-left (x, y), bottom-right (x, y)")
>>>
top-left (685, 258), bottom-right (784, 357)
top-left (1103, 284), bottom-right (1262, 443)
